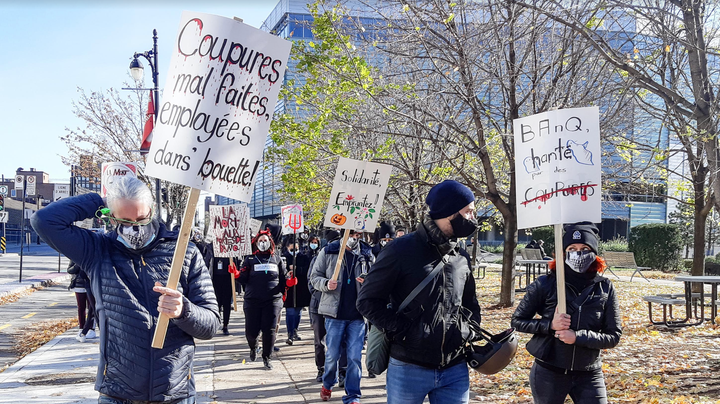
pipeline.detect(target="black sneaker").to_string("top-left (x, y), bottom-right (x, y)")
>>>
top-left (222, 327), bottom-right (229, 336)
top-left (263, 357), bottom-right (273, 370)
top-left (249, 349), bottom-right (257, 362)
top-left (286, 338), bottom-right (293, 346)
top-left (316, 369), bottom-right (324, 383)
top-left (293, 333), bottom-right (302, 341)
top-left (273, 346), bottom-right (280, 352)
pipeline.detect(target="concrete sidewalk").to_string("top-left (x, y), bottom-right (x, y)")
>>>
top-left (0, 302), bottom-right (402, 404)
top-left (0, 272), bottom-right (71, 299)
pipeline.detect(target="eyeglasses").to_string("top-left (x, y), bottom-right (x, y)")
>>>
top-left (109, 207), bottom-right (154, 227)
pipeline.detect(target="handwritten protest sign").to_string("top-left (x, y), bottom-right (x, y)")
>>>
top-left (281, 204), bottom-right (304, 235)
top-left (513, 107), bottom-right (601, 229)
top-left (101, 162), bottom-right (138, 198)
top-left (209, 204), bottom-right (251, 257)
top-left (144, 11), bottom-right (292, 202)
top-left (323, 158), bottom-right (393, 232)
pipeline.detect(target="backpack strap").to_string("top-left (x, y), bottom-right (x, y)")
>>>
top-left (397, 255), bottom-right (448, 313)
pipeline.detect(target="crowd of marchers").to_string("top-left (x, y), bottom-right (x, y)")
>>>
top-left (32, 177), bottom-right (622, 404)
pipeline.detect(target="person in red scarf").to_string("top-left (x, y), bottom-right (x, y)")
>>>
top-left (234, 230), bottom-right (297, 369)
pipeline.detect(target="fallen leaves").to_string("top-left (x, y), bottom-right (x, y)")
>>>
top-left (471, 270), bottom-right (720, 403)
top-left (12, 318), bottom-right (78, 358)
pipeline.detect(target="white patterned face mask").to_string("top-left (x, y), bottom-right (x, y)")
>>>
top-left (566, 250), bottom-right (596, 273)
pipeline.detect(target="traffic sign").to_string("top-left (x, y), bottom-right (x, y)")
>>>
top-left (14, 175), bottom-right (24, 190)
top-left (0, 185), bottom-right (7, 195)
top-left (0, 212), bottom-right (7, 223)
top-left (26, 176), bottom-right (36, 196)
top-left (53, 184), bottom-right (70, 201)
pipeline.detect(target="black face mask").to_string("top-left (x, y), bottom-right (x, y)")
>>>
top-left (449, 214), bottom-right (477, 238)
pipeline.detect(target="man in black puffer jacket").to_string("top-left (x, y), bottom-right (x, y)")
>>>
top-left (357, 180), bottom-right (482, 404)
top-left (32, 177), bottom-right (220, 404)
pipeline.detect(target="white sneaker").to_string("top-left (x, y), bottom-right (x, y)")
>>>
top-left (85, 330), bottom-right (97, 339)
top-left (75, 332), bottom-right (86, 343)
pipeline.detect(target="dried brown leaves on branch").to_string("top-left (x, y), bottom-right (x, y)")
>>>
top-left (473, 270), bottom-right (720, 403)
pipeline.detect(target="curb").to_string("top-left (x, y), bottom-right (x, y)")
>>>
top-left (0, 274), bottom-right (71, 299)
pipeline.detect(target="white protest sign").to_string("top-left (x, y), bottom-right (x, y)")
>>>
top-left (249, 218), bottom-right (262, 237)
top-left (209, 204), bottom-right (251, 257)
top-left (513, 106), bottom-right (601, 229)
top-left (323, 158), bottom-right (393, 232)
top-left (26, 176), bottom-right (36, 196)
top-left (14, 175), bottom-right (24, 191)
top-left (53, 184), bottom-right (70, 201)
top-left (281, 204), bottom-right (304, 235)
top-left (101, 162), bottom-right (138, 198)
top-left (144, 12), bottom-right (292, 202)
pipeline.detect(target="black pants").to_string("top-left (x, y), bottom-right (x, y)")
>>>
top-left (212, 271), bottom-right (233, 328)
top-left (309, 311), bottom-right (347, 374)
top-left (530, 361), bottom-right (607, 404)
top-left (244, 299), bottom-right (282, 359)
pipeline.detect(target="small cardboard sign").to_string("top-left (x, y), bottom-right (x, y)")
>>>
top-left (323, 158), bottom-right (393, 232)
top-left (144, 11), bottom-right (292, 202)
top-left (209, 204), bottom-right (251, 257)
top-left (101, 162), bottom-right (138, 198)
top-left (281, 204), bottom-right (304, 235)
top-left (513, 107), bottom-right (602, 229)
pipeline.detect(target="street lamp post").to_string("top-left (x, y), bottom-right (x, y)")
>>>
top-left (130, 29), bottom-right (162, 220)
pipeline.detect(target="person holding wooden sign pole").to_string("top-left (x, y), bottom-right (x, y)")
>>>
top-left (31, 176), bottom-right (220, 404)
top-left (511, 222), bottom-right (622, 404)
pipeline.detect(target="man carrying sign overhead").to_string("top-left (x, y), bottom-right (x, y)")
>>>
top-left (31, 177), bottom-right (220, 404)
top-left (357, 180), bottom-right (482, 404)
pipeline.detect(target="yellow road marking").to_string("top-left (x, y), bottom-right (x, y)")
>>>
top-left (48, 302), bottom-right (58, 307)
top-left (69, 293), bottom-right (76, 297)
top-left (0, 324), bottom-right (11, 331)
top-left (21, 312), bottom-right (36, 319)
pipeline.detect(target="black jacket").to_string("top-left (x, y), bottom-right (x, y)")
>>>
top-left (356, 223), bottom-right (482, 369)
top-left (511, 269), bottom-right (622, 371)
top-left (306, 249), bottom-right (322, 314)
top-left (238, 252), bottom-right (287, 305)
top-left (283, 250), bottom-right (312, 308)
top-left (31, 193), bottom-right (220, 402)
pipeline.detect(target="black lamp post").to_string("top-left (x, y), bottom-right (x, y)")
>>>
top-left (130, 29), bottom-right (162, 220)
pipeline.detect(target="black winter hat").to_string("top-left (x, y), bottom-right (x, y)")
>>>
top-left (325, 229), bottom-right (341, 242)
top-left (377, 221), bottom-right (396, 240)
top-left (425, 180), bottom-right (476, 220)
top-left (562, 222), bottom-right (599, 254)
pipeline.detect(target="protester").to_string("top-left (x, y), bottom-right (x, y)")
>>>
top-left (193, 230), bottom-right (234, 336)
top-left (67, 261), bottom-right (96, 342)
top-left (357, 179), bottom-right (482, 404)
top-left (310, 230), bottom-right (374, 403)
top-left (371, 221), bottom-right (396, 257)
top-left (511, 222), bottom-right (622, 404)
top-left (283, 239), bottom-right (312, 345)
top-left (395, 227), bottom-right (406, 238)
top-left (237, 230), bottom-right (295, 370)
top-left (31, 176), bottom-right (220, 404)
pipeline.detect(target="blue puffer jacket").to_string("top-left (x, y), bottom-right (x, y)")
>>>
top-left (31, 193), bottom-right (221, 402)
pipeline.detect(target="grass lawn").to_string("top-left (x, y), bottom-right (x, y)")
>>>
top-left (469, 269), bottom-right (720, 403)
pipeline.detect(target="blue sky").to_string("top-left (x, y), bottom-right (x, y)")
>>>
top-left (0, 0), bottom-right (279, 183)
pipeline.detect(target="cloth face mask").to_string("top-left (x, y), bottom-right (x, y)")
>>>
top-left (117, 219), bottom-right (158, 250)
top-left (566, 250), bottom-right (596, 273)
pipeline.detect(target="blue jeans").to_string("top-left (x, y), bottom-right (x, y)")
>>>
top-left (529, 361), bottom-right (607, 404)
top-left (98, 394), bottom-right (195, 403)
top-left (323, 317), bottom-right (365, 404)
top-left (285, 307), bottom-right (302, 337)
top-left (386, 357), bottom-right (470, 404)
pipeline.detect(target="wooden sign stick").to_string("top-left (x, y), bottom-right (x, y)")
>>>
top-left (230, 257), bottom-right (238, 311)
top-left (152, 187), bottom-right (200, 349)
top-left (554, 223), bottom-right (567, 314)
top-left (330, 230), bottom-right (351, 281)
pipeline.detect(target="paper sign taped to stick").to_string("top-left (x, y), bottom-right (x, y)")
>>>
top-left (281, 204), bottom-right (304, 235)
top-left (209, 204), bottom-right (251, 257)
top-left (323, 158), bottom-right (392, 232)
top-left (144, 11), bottom-right (292, 202)
top-left (249, 218), bottom-right (262, 237)
top-left (101, 162), bottom-right (138, 198)
top-left (513, 107), bottom-right (601, 229)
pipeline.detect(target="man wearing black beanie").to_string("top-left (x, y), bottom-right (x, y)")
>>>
top-left (357, 180), bottom-right (482, 404)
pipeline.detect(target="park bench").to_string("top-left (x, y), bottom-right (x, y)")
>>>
top-left (642, 295), bottom-right (686, 326)
top-left (603, 251), bottom-right (651, 282)
top-left (520, 248), bottom-right (544, 260)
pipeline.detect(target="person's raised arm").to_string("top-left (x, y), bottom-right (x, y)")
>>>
top-left (31, 194), bottom-right (103, 271)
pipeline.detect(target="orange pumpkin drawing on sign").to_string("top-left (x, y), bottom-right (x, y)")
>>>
top-left (331, 213), bottom-right (347, 226)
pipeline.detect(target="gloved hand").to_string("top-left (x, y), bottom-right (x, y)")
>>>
top-left (228, 262), bottom-right (241, 279)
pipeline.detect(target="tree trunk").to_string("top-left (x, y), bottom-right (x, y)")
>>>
top-left (500, 213), bottom-right (518, 307)
top-left (692, 178), bottom-right (708, 277)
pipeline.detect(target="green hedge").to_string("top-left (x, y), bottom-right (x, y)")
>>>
top-left (598, 237), bottom-right (628, 254)
top-left (530, 226), bottom-right (555, 256)
top-left (628, 223), bottom-right (683, 271)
